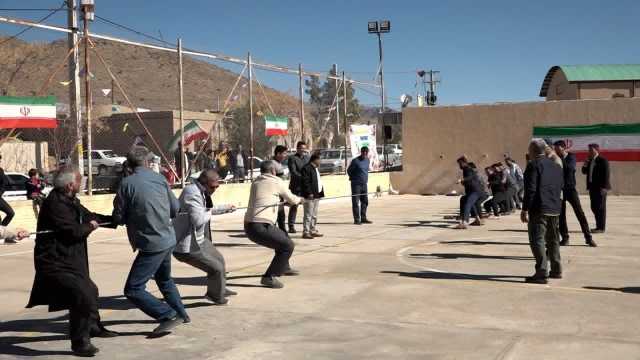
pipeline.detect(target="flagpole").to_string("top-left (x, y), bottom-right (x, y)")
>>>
top-left (178, 38), bottom-right (185, 188)
top-left (83, 6), bottom-right (93, 195)
top-left (248, 52), bottom-right (254, 182)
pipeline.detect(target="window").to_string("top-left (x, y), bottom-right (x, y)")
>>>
top-left (91, 152), bottom-right (101, 160)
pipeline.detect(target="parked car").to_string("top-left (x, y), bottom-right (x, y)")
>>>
top-left (189, 156), bottom-right (264, 183)
top-left (1, 172), bottom-right (53, 201)
top-left (319, 149), bottom-right (350, 174)
top-left (377, 145), bottom-right (401, 168)
top-left (83, 150), bottom-right (126, 176)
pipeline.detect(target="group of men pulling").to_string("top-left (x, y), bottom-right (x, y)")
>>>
top-left (456, 139), bottom-right (611, 284)
top-left (9, 141), bottom-right (374, 357)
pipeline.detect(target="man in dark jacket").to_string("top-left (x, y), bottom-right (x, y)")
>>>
top-left (554, 141), bottom-right (595, 247)
top-left (581, 143), bottom-right (611, 233)
top-left (455, 157), bottom-right (484, 229)
top-left (26, 166), bottom-right (118, 357)
top-left (0, 154), bottom-right (15, 226)
top-left (273, 145), bottom-right (289, 232)
top-left (287, 141), bottom-right (308, 233)
top-left (301, 153), bottom-right (324, 239)
top-left (347, 146), bottom-right (371, 225)
top-left (521, 139), bottom-right (564, 284)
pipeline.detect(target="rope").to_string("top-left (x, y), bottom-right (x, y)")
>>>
top-left (253, 71), bottom-right (275, 115)
top-left (27, 190), bottom-right (385, 235)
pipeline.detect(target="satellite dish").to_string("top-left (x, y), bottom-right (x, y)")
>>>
top-left (400, 94), bottom-right (413, 108)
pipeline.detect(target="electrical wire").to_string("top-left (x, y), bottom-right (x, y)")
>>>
top-left (0, 1), bottom-right (66, 47)
top-left (94, 14), bottom-right (175, 47)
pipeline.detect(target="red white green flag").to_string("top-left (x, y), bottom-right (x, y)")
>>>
top-left (0, 96), bottom-right (57, 128)
top-left (265, 115), bottom-right (288, 136)
top-left (167, 120), bottom-right (208, 151)
top-left (533, 123), bottom-right (640, 161)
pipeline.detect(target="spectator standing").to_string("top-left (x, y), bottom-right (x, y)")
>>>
top-left (347, 146), bottom-right (371, 225)
top-left (300, 153), bottom-right (324, 239)
top-left (26, 168), bottom-right (46, 218)
top-left (287, 141), bottom-right (308, 233)
top-left (582, 143), bottom-right (611, 233)
top-left (521, 139), bottom-right (564, 284)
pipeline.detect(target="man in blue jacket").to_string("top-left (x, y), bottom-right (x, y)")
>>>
top-left (347, 147), bottom-right (371, 225)
top-left (521, 139), bottom-right (564, 284)
top-left (113, 146), bottom-right (189, 337)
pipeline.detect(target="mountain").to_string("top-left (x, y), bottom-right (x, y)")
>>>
top-left (0, 36), bottom-right (299, 115)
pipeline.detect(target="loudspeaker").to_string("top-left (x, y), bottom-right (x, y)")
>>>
top-left (384, 125), bottom-right (392, 140)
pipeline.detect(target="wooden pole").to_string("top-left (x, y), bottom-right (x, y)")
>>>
top-left (343, 71), bottom-right (348, 173)
top-left (67, 0), bottom-right (84, 173)
top-left (248, 52), bottom-right (254, 181)
top-left (298, 63), bottom-right (305, 142)
top-left (83, 11), bottom-right (93, 195)
top-left (333, 63), bottom-right (340, 135)
top-left (178, 38), bottom-right (185, 187)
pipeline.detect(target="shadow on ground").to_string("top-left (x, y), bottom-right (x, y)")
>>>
top-left (388, 220), bottom-right (458, 229)
top-left (409, 253), bottom-right (533, 261)
top-left (583, 286), bottom-right (640, 294)
top-left (381, 270), bottom-right (524, 284)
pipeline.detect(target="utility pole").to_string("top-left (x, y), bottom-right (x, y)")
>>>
top-left (110, 78), bottom-right (115, 105)
top-left (81, 0), bottom-right (94, 195)
top-left (248, 52), bottom-right (254, 181)
top-left (67, 0), bottom-right (84, 176)
top-left (177, 38), bottom-right (185, 187)
top-left (377, 33), bottom-right (385, 113)
top-left (426, 70), bottom-right (440, 106)
top-left (333, 63), bottom-right (340, 135)
top-left (298, 63), bottom-right (305, 143)
top-left (342, 71), bottom-right (348, 173)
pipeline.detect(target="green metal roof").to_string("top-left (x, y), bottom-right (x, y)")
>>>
top-left (539, 64), bottom-right (640, 97)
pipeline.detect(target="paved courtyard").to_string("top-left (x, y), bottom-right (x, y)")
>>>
top-left (0, 194), bottom-right (639, 359)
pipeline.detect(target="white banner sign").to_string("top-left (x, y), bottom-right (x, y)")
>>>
top-left (349, 124), bottom-right (381, 170)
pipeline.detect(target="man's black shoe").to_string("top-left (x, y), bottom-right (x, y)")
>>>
top-left (288, 227), bottom-right (297, 234)
top-left (90, 327), bottom-right (119, 338)
top-left (549, 273), bottom-right (563, 279)
top-left (591, 228), bottom-right (604, 234)
top-left (525, 276), bottom-right (548, 284)
top-left (225, 289), bottom-right (238, 296)
top-left (586, 240), bottom-right (598, 247)
top-left (354, 221), bottom-right (362, 225)
top-left (361, 219), bottom-right (373, 224)
top-left (150, 316), bottom-right (185, 337)
top-left (205, 294), bottom-right (229, 305)
top-left (559, 239), bottom-right (569, 246)
top-left (72, 343), bottom-right (99, 357)
top-left (261, 276), bottom-right (284, 289)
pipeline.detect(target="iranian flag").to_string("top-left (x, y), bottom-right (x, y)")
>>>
top-left (265, 115), bottom-right (288, 136)
top-left (168, 120), bottom-right (208, 151)
top-left (533, 123), bottom-right (640, 162)
top-left (0, 96), bottom-right (57, 128)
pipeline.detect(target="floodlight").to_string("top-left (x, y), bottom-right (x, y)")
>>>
top-left (379, 20), bottom-right (391, 33)
top-left (368, 21), bottom-right (379, 33)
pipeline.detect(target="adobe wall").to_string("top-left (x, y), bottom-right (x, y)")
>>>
top-left (391, 97), bottom-right (640, 195)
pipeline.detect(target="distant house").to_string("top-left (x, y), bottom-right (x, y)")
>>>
top-left (540, 64), bottom-right (640, 101)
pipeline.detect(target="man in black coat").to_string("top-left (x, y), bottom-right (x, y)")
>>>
top-left (26, 166), bottom-right (118, 357)
top-left (521, 139), bottom-right (564, 284)
top-left (287, 141), bottom-right (308, 233)
top-left (553, 141), bottom-right (596, 247)
top-left (581, 143), bottom-right (611, 233)
top-left (0, 154), bottom-right (15, 226)
top-left (300, 153), bottom-right (324, 239)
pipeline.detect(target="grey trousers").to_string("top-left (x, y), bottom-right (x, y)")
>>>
top-left (528, 213), bottom-right (562, 277)
top-left (303, 199), bottom-right (319, 234)
top-left (173, 240), bottom-right (226, 301)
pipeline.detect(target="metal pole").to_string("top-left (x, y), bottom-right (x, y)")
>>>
top-left (248, 52), bottom-right (254, 181)
top-left (377, 33), bottom-right (385, 113)
top-left (298, 63), bottom-right (305, 142)
top-left (67, 0), bottom-right (83, 174)
top-left (342, 71), bottom-right (348, 173)
top-left (333, 63), bottom-right (340, 135)
top-left (83, 10), bottom-right (93, 195)
top-left (177, 38), bottom-right (185, 187)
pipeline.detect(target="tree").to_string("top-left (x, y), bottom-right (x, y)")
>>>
top-left (305, 68), bottom-right (361, 149)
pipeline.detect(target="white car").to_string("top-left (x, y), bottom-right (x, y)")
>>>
top-left (319, 149), bottom-right (350, 174)
top-left (83, 150), bottom-right (126, 176)
top-left (189, 156), bottom-right (265, 183)
top-left (2, 173), bottom-right (52, 201)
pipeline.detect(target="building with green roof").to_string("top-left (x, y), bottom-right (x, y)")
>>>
top-left (540, 64), bottom-right (640, 101)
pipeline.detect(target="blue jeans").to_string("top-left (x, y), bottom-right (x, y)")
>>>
top-left (124, 248), bottom-right (188, 321)
top-left (351, 183), bottom-right (368, 222)
top-left (460, 192), bottom-right (481, 223)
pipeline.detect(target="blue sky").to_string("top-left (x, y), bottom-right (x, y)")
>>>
top-left (1, 0), bottom-right (639, 109)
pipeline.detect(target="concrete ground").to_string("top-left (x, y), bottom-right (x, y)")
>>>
top-left (0, 195), bottom-right (639, 359)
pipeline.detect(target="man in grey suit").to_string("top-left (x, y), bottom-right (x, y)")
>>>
top-left (173, 169), bottom-right (237, 305)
